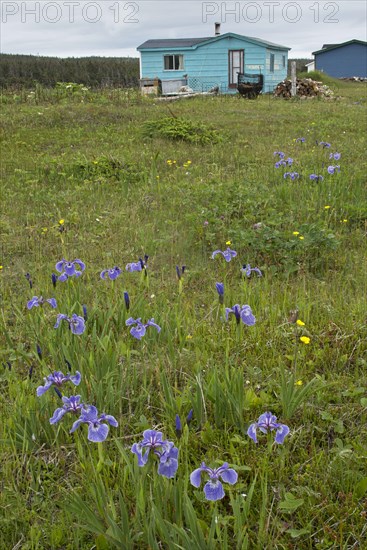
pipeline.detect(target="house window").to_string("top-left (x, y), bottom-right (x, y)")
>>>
top-left (282, 55), bottom-right (286, 68)
top-left (270, 54), bottom-right (275, 73)
top-left (228, 50), bottom-right (244, 87)
top-left (164, 54), bottom-right (184, 71)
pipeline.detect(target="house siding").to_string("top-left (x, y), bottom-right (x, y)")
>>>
top-left (139, 35), bottom-right (288, 94)
top-left (264, 50), bottom-right (288, 92)
top-left (315, 43), bottom-right (367, 78)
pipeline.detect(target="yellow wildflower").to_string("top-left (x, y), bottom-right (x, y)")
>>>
top-left (0, 265), bottom-right (3, 270)
top-left (226, 240), bottom-right (231, 245)
top-left (299, 236), bottom-right (304, 240)
top-left (324, 205), bottom-right (331, 210)
top-left (186, 334), bottom-right (193, 340)
top-left (59, 219), bottom-right (65, 225)
top-left (293, 231), bottom-right (299, 236)
top-left (342, 219), bottom-right (348, 223)
top-left (296, 319), bottom-right (305, 326)
top-left (295, 380), bottom-right (303, 386)
top-left (300, 336), bottom-right (310, 344)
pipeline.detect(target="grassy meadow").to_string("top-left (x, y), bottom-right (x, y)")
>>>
top-left (1, 78), bottom-right (367, 549)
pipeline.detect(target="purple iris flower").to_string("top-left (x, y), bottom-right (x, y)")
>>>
top-left (284, 172), bottom-right (299, 180)
top-left (318, 141), bottom-right (331, 148)
top-left (36, 370), bottom-right (81, 396)
top-left (82, 304), bottom-right (88, 321)
top-left (327, 165), bottom-right (341, 175)
top-left (36, 344), bottom-right (42, 359)
top-left (247, 412), bottom-right (290, 444)
top-left (186, 409), bottom-right (194, 425)
top-left (65, 359), bottom-right (72, 372)
top-left (70, 405), bottom-right (118, 442)
top-left (124, 291), bottom-right (130, 311)
top-left (126, 261), bottom-right (142, 272)
top-left (241, 264), bottom-right (262, 278)
top-left (309, 174), bottom-right (324, 181)
top-left (176, 265), bottom-right (186, 280)
top-left (100, 266), bottom-right (121, 280)
top-left (329, 152), bottom-right (341, 160)
top-left (211, 247), bottom-right (237, 262)
top-left (175, 410), bottom-right (194, 438)
top-left (126, 317), bottom-right (161, 340)
top-left (55, 258), bottom-right (85, 282)
top-left (54, 386), bottom-right (62, 399)
top-left (175, 414), bottom-right (182, 438)
top-left (126, 255), bottom-right (148, 273)
top-left (225, 304), bottom-right (256, 326)
top-left (49, 395), bottom-right (83, 424)
top-left (27, 296), bottom-right (57, 309)
top-left (215, 282), bottom-right (224, 304)
top-left (54, 313), bottom-right (86, 335)
top-left (25, 272), bottom-right (33, 289)
top-left (190, 462), bottom-right (238, 501)
top-left (51, 273), bottom-right (58, 288)
top-left (273, 151), bottom-right (285, 159)
top-left (131, 429), bottom-right (179, 478)
top-left (275, 157), bottom-right (293, 168)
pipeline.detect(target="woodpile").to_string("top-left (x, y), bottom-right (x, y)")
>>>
top-left (274, 78), bottom-right (334, 99)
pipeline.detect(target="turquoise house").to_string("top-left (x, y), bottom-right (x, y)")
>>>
top-left (137, 28), bottom-right (290, 95)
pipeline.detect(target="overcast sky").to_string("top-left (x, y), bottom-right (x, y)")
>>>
top-left (1, 0), bottom-right (366, 58)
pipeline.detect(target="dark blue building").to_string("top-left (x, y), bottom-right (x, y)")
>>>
top-left (312, 40), bottom-right (367, 78)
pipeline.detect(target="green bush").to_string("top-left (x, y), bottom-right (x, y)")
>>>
top-left (141, 116), bottom-right (224, 145)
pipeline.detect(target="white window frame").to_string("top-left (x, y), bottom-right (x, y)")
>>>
top-left (163, 54), bottom-right (184, 71)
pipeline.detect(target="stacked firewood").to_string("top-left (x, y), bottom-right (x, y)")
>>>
top-left (274, 78), bottom-right (334, 98)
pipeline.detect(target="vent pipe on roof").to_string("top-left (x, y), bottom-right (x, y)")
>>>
top-left (215, 22), bottom-right (221, 36)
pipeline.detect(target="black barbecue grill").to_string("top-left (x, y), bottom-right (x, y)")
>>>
top-left (237, 72), bottom-right (264, 99)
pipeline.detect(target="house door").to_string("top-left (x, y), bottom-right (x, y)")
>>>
top-left (229, 50), bottom-right (244, 88)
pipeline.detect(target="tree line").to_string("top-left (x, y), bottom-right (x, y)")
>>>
top-left (0, 53), bottom-right (311, 89)
top-left (0, 54), bottom-right (140, 88)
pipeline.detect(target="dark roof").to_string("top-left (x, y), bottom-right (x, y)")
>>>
top-left (138, 37), bottom-right (212, 49)
top-left (137, 33), bottom-right (290, 51)
top-left (312, 39), bottom-right (367, 55)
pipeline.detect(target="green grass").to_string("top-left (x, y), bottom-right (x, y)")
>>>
top-left (1, 82), bottom-right (367, 549)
